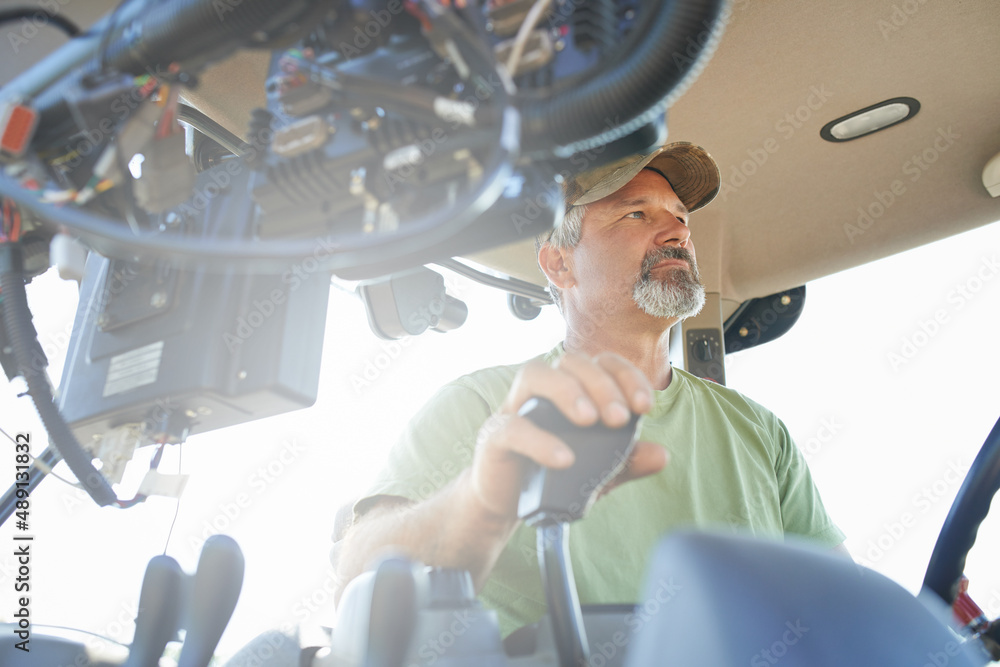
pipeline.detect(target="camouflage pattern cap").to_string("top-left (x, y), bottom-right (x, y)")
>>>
top-left (564, 141), bottom-right (721, 212)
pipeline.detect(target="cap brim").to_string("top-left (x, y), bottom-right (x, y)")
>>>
top-left (571, 142), bottom-right (721, 213)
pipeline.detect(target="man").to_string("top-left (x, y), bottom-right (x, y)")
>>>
top-left (335, 142), bottom-right (846, 636)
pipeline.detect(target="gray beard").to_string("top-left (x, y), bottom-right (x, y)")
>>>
top-left (632, 246), bottom-right (706, 319)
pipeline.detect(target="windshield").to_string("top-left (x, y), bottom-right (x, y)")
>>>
top-left (1, 219), bottom-right (998, 659)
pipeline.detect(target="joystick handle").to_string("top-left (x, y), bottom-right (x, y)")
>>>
top-left (177, 535), bottom-right (245, 667)
top-left (124, 555), bottom-right (184, 667)
top-left (517, 396), bottom-right (642, 526)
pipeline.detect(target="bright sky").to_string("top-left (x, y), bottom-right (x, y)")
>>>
top-left (0, 219), bottom-right (999, 660)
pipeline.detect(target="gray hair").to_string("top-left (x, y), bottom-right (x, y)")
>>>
top-left (537, 204), bottom-right (587, 312)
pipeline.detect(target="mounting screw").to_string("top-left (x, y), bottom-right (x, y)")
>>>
top-left (150, 291), bottom-right (167, 308)
top-left (780, 295), bottom-right (792, 306)
top-left (739, 327), bottom-right (749, 337)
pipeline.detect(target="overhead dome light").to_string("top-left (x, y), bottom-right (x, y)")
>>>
top-left (820, 97), bottom-right (920, 142)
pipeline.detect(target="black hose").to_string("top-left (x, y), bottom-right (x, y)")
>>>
top-left (519, 0), bottom-right (728, 155)
top-left (0, 244), bottom-right (116, 507)
top-left (100, 0), bottom-right (315, 75)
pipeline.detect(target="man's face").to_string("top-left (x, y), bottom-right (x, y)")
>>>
top-left (565, 169), bottom-right (706, 320)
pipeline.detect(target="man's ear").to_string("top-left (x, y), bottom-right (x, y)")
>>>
top-left (538, 243), bottom-right (575, 289)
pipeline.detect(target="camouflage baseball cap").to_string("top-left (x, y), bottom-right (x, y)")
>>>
top-left (564, 141), bottom-right (721, 212)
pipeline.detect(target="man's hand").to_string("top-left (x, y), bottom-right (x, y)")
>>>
top-left (468, 350), bottom-right (668, 521)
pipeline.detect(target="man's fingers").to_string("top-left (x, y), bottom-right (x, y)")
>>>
top-left (479, 414), bottom-right (576, 469)
top-left (555, 352), bottom-right (633, 427)
top-left (502, 352), bottom-right (653, 428)
top-left (502, 359), bottom-right (600, 426)
top-left (593, 352), bottom-right (654, 414)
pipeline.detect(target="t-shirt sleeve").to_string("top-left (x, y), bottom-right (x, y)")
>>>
top-left (353, 382), bottom-right (493, 520)
top-left (771, 415), bottom-right (846, 548)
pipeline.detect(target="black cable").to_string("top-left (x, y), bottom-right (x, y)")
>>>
top-left (0, 7), bottom-right (81, 38)
top-left (98, 0), bottom-right (132, 75)
top-left (435, 258), bottom-right (552, 304)
top-left (0, 243), bottom-right (116, 509)
top-left (455, 0), bottom-right (491, 52)
top-left (163, 443), bottom-right (182, 554)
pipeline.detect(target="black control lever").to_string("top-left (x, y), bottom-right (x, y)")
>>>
top-left (124, 555), bottom-right (185, 667)
top-left (177, 535), bottom-right (246, 667)
top-left (516, 397), bottom-right (642, 667)
top-left (517, 397), bottom-right (642, 526)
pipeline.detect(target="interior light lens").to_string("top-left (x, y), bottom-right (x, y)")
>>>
top-left (821, 97), bottom-right (920, 142)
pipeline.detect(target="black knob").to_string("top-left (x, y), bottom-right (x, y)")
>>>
top-left (517, 397), bottom-right (642, 526)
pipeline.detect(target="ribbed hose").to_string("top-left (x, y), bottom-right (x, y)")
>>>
top-left (520, 0), bottom-right (728, 155)
top-left (0, 245), bottom-right (116, 507)
top-left (101, 0), bottom-right (315, 75)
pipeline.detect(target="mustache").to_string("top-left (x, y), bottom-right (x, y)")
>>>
top-left (639, 246), bottom-right (698, 281)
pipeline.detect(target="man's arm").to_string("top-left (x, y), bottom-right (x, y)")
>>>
top-left (335, 469), bottom-right (517, 602)
top-left (334, 351), bottom-right (666, 604)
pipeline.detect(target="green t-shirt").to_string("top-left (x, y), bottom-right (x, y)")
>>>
top-left (356, 346), bottom-right (844, 636)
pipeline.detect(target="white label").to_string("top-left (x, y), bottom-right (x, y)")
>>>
top-left (103, 341), bottom-right (164, 397)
